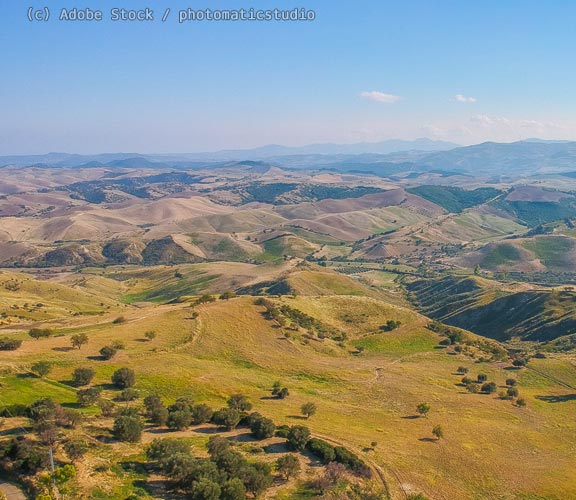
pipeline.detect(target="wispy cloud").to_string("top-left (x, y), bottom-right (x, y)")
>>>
top-left (360, 91), bottom-right (401, 104)
top-left (421, 114), bottom-right (572, 143)
top-left (454, 94), bottom-right (477, 103)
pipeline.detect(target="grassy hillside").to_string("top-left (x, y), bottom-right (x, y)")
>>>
top-left (407, 186), bottom-right (502, 213)
top-left (407, 275), bottom-right (576, 341)
top-left (0, 294), bottom-right (575, 499)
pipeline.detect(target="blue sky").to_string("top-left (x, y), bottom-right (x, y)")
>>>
top-left (1, 0), bottom-right (576, 154)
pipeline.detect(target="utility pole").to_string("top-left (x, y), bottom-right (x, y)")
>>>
top-left (49, 446), bottom-right (61, 499)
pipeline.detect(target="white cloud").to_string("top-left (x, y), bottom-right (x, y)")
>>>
top-left (454, 94), bottom-right (477, 103)
top-left (360, 91), bottom-right (401, 104)
top-left (421, 114), bottom-right (573, 144)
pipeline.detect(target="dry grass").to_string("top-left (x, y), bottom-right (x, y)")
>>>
top-left (1, 295), bottom-right (574, 499)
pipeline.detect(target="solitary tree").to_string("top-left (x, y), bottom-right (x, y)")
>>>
top-left (301, 402), bottom-right (317, 419)
top-left (416, 403), bottom-right (431, 417)
top-left (432, 425), bottom-right (444, 441)
top-left (31, 361), bottom-right (52, 378)
top-left (276, 454), bottom-right (301, 480)
top-left (477, 373), bottom-right (488, 383)
top-left (71, 333), bottom-right (89, 350)
top-left (144, 330), bottom-right (156, 341)
top-left (99, 345), bottom-right (117, 360)
top-left (28, 328), bottom-right (53, 340)
top-left (72, 367), bottom-right (95, 386)
top-left (111, 367), bottom-right (135, 389)
top-left (507, 387), bottom-right (519, 398)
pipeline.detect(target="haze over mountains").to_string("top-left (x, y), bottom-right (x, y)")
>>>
top-left (4, 139), bottom-right (576, 179)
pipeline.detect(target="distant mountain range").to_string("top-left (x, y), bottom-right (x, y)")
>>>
top-left (0, 139), bottom-right (457, 168)
top-left (2, 139), bottom-right (576, 177)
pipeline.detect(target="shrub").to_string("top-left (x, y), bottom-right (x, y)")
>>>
top-left (112, 367), bottom-right (135, 389)
top-left (275, 425), bottom-right (290, 438)
top-left (195, 294), bottom-right (216, 305)
top-left (286, 425), bottom-right (310, 450)
top-left (456, 366), bottom-right (469, 375)
top-left (505, 378), bottom-right (517, 386)
top-left (144, 330), bottom-right (156, 341)
top-left (99, 345), bottom-right (118, 360)
top-left (276, 387), bottom-right (289, 399)
top-left (432, 424), bottom-right (444, 440)
top-left (98, 399), bottom-right (115, 417)
top-left (227, 394), bottom-right (252, 412)
top-left (169, 397), bottom-right (195, 413)
top-left (111, 340), bottom-right (125, 350)
top-left (477, 373), bottom-right (488, 382)
top-left (212, 408), bottom-right (241, 431)
top-left (147, 437), bottom-right (191, 463)
top-left (28, 328), bottom-right (53, 340)
top-left (191, 404), bottom-right (214, 425)
top-left (63, 439), bottom-right (88, 462)
top-left (167, 410), bottom-right (192, 431)
top-left (416, 402), bottom-right (430, 417)
top-left (507, 387), bottom-right (519, 398)
top-left (221, 478), bottom-right (246, 500)
top-left (512, 359), bottom-right (527, 368)
top-left (272, 381), bottom-right (289, 399)
top-left (118, 388), bottom-right (139, 402)
top-left (333, 446), bottom-right (371, 476)
top-left (249, 415), bottom-right (276, 440)
top-left (307, 438), bottom-right (336, 463)
top-left (242, 463), bottom-right (273, 498)
top-left (2, 437), bottom-right (49, 474)
top-left (144, 395), bottom-right (164, 413)
top-left (113, 415), bottom-right (143, 442)
top-left (31, 361), bottom-right (52, 378)
top-left (112, 316), bottom-right (126, 324)
top-left (189, 479), bottom-right (221, 500)
top-left (380, 320), bottom-right (401, 332)
top-left (466, 383), bottom-right (480, 393)
top-left (0, 339), bottom-right (22, 351)
top-left (516, 398), bottom-right (527, 407)
top-left (77, 387), bottom-right (102, 407)
top-left (150, 406), bottom-right (169, 426)
top-left (207, 436), bottom-right (231, 459)
top-left (72, 367), bottom-right (95, 386)
top-left (481, 382), bottom-right (498, 394)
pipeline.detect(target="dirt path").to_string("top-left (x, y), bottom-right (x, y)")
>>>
top-left (0, 482), bottom-right (26, 500)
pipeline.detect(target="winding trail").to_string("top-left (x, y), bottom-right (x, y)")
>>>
top-left (0, 481), bottom-right (26, 500)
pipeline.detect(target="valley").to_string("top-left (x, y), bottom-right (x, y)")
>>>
top-left (0, 156), bottom-right (575, 500)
